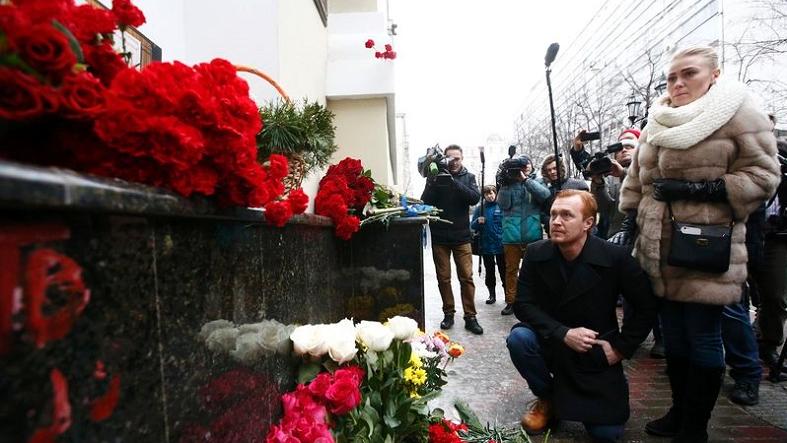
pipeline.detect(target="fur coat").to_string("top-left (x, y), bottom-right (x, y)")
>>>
top-left (619, 80), bottom-right (780, 305)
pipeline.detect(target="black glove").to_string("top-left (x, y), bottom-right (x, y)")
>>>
top-left (652, 178), bottom-right (727, 203)
top-left (608, 211), bottom-right (638, 247)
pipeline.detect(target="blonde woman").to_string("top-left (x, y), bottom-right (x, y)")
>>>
top-left (619, 46), bottom-right (780, 442)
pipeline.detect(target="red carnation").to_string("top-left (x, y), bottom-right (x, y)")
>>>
top-left (335, 215), bottom-right (360, 240)
top-left (266, 154), bottom-right (289, 181)
top-left (112, 0), bottom-right (145, 28)
top-left (364, 39), bottom-right (375, 49)
top-left (0, 5), bottom-right (30, 36)
top-left (286, 188), bottom-right (309, 214)
top-left (374, 51), bottom-right (383, 59)
top-left (69, 4), bottom-right (117, 43)
top-left (264, 200), bottom-right (293, 227)
top-left (13, 24), bottom-right (77, 79)
top-left (84, 41), bottom-right (128, 86)
top-left (59, 72), bottom-right (106, 119)
top-left (0, 68), bottom-right (55, 120)
top-left (384, 44), bottom-right (392, 52)
top-left (15, 0), bottom-right (72, 24)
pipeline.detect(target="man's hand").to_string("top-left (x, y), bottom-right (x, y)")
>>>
top-left (608, 159), bottom-right (625, 178)
top-left (595, 339), bottom-right (623, 365)
top-left (563, 327), bottom-right (598, 353)
top-left (478, 216), bottom-right (486, 224)
top-left (573, 129), bottom-right (587, 151)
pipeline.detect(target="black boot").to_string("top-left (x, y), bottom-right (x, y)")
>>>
top-left (501, 303), bottom-right (514, 315)
top-left (671, 365), bottom-right (724, 443)
top-left (646, 357), bottom-right (689, 437)
top-left (440, 314), bottom-right (454, 330)
top-left (485, 287), bottom-right (496, 304)
top-left (464, 317), bottom-right (483, 335)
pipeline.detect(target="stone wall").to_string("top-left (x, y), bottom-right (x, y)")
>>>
top-left (0, 160), bottom-right (425, 442)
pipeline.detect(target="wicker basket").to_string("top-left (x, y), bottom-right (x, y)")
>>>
top-left (236, 64), bottom-right (306, 193)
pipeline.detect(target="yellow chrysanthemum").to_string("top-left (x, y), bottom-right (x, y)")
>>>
top-left (409, 352), bottom-right (423, 368)
top-left (409, 390), bottom-right (421, 399)
top-left (404, 366), bottom-right (427, 386)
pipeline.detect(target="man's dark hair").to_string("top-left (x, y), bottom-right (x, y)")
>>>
top-left (444, 144), bottom-right (463, 155)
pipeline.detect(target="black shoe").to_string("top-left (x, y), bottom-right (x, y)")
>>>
top-left (729, 380), bottom-right (759, 406)
top-left (464, 317), bottom-right (483, 335)
top-left (650, 340), bottom-right (666, 359)
top-left (440, 314), bottom-right (454, 330)
top-left (485, 287), bottom-right (496, 304)
top-left (645, 408), bottom-right (681, 437)
top-left (501, 304), bottom-right (514, 316)
top-left (759, 346), bottom-right (779, 367)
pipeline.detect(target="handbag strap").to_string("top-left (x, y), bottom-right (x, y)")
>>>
top-left (667, 202), bottom-right (735, 232)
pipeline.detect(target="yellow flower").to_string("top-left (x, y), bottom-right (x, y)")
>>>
top-left (409, 352), bottom-right (423, 368)
top-left (434, 331), bottom-right (450, 344)
top-left (404, 366), bottom-right (427, 386)
top-left (409, 390), bottom-right (421, 399)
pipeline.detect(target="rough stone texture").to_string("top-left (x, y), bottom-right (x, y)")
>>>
top-left (423, 245), bottom-right (787, 442)
top-left (0, 162), bottom-right (425, 442)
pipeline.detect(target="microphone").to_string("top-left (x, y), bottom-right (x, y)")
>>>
top-left (479, 146), bottom-right (485, 163)
top-left (508, 145), bottom-right (517, 159)
top-left (544, 43), bottom-right (560, 67)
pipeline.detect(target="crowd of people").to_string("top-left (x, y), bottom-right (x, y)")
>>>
top-left (420, 45), bottom-right (787, 443)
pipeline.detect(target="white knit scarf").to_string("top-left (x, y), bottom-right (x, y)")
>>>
top-left (646, 79), bottom-right (747, 150)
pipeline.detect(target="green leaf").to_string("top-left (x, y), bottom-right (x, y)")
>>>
top-left (383, 414), bottom-right (401, 428)
top-left (51, 19), bottom-right (84, 64)
top-left (454, 399), bottom-right (485, 432)
top-left (296, 362), bottom-right (321, 384)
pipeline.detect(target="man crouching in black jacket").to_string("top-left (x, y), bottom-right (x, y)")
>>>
top-left (421, 144), bottom-right (483, 334)
top-left (505, 190), bottom-right (659, 442)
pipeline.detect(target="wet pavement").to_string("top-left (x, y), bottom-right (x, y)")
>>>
top-left (423, 246), bottom-right (787, 442)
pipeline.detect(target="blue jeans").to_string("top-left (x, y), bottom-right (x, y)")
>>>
top-left (722, 292), bottom-right (762, 384)
top-left (506, 327), bottom-right (625, 442)
top-left (660, 300), bottom-right (724, 369)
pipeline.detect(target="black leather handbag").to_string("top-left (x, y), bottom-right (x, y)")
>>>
top-left (471, 230), bottom-right (481, 256)
top-left (667, 203), bottom-right (734, 273)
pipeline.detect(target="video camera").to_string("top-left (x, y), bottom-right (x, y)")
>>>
top-left (417, 144), bottom-right (452, 185)
top-left (584, 142), bottom-right (626, 177)
top-left (496, 155), bottom-right (532, 187)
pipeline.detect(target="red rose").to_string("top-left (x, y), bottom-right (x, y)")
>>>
top-left (69, 5), bottom-right (116, 43)
top-left (335, 215), bottom-right (360, 240)
top-left (337, 157), bottom-right (363, 177)
top-left (15, 0), bottom-right (71, 24)
top-left (112, 0), bottom-right (145, 28)
top-left (13, 24), bottom-right (77, 79)
top-left (307, 372), bottom-right (332, 398)
top-left (84, 41), bottom-right (128, 86)
top-left (384, 44), bottom-right (392, 52)
top-left (324, 376), bottom-right (362, 415)
top-left (334, 366), bottom-right (365, 385)
top-left (286, 188), bottom-right (309, 214)
top-left (59, 72), bottom-right (106, 118)
top-left (364, 39), bottom-right (375, 49)
top-left (0, 68), bottom-right (52, 120)
top-left (264, 200), bottom-right (293, 227)
top-left (0, 5), bottom-right (30, 36)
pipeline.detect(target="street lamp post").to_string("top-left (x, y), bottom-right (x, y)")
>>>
top-left (655, 72), bottom-right (668, 98)
top-left (544, 43), bottom-right (561, 191)
top-left (626, 93), bottom-right (642, 128)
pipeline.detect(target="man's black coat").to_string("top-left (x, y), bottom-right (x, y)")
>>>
top-left (421, 167), bottom-right (481, 245)
top-left (513, 235), bottom-right (659, 424)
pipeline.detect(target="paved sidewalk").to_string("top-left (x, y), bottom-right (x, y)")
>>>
top-left (423, 247), bottom-right (787, 442)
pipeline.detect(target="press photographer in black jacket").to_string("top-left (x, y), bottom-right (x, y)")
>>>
top-left (421, 145), bottom-right (483, 334)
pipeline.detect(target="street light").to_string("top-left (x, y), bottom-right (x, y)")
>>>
top-left (626, 93), bottom-right (642, 127)
top-left (655, 72), bottom-right (667, 97)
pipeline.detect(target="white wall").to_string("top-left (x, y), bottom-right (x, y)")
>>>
top-left (329, 98), bottom-right (393, 185)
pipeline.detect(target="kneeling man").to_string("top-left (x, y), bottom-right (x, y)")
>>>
top-left (506, 190), bottom-right (659, 443)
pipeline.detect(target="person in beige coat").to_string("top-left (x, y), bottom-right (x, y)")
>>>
top-left (618, 46), bottom-right (780, 443)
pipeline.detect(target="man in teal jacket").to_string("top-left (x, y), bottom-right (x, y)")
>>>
top-left (497, 154), bottom-right (550, 315)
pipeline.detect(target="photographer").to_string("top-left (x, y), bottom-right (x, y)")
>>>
top-left (496, 154), bottom-right (550, 316)
top-left (538, 154), bottom-right (589, 236)
top-left (421, 145), bottom-right (484, 335)
top-left (570, 129), bottom-right (640, 239)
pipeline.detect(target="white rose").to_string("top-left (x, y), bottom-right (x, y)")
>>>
top-left (385, 316), bottom-right (419, 340)
top-left (290, 324), bottom-right (329, 357)
top-left (231, 332), bottom-right (264, 364)
top-left (326, 319), bottom-right (358, 363)
top-left (355, 320), bottom-right (394, 352)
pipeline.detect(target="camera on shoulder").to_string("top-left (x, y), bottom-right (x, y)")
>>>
top-left (417, 144), bottom-right (453, 186)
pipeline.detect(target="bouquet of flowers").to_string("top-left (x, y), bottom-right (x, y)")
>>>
top-left (267, 316), bottom-right (464, 442)
top-left (0, 0), bottom-right (306, 226)
top-left (315, 157), bottom-right (375, 240)
top-left (361, 184), bottom-right (448, 228)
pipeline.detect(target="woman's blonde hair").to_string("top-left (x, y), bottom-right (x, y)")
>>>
top-left (671, 45), bottom-right (719, 70)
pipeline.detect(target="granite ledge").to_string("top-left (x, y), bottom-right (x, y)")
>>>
top-left (0, 160), bottom-right (427, 227)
